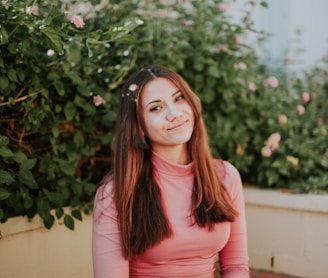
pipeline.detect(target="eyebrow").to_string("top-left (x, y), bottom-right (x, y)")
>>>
top-left (145, 90), bottom-right (181, 107)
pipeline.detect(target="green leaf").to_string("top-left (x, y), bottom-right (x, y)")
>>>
top-left (13, 151), bottom-right (27, 163)
top-left (7, 68), bottom-right (17, 82)
top-left (71, 209), bottom-right (82, 221)
top-left (260, 1), bottom-right (269, 8)
top-left (208, 65), bottom-right (221, 78)
top-left (21, 158), bottom-right (37, 171)
top-left (40, 26), bottom-right (63, 53)
top-left (18, 170), bottom-right (38, 189)
top-left (52, 125), bottom-right (60, 138)
top-left (54, 81), bottom-right (65, 96)
top-left (0, 170), bottom-right (15, 184)
top-left (66, 71), bottom-right (84, 85)
top-left (64, 214), bottom-right (75, 230)
top-left (43, 215), bottom-right (55, 229)
top-left (0, 27), bottom-right (9, 45)
top-left (37, 199), bottom-right (54, 229)
top-left (84, 182), bottom-right (96, 196)
top-left (0, 146), bottom-right (13, 157)
top-left (73, 132), bottom-right (84, 147)
top-left (46, 191), bottom-right (65, 206)
top-left (64, 101), bottom-right (77, 121)
top-left (67, 42), bottom-right (81, 64)
top-left (0, 136), bottom-right (9, 146)
top-left (0, 76), bottom-right (9, 90)
top-left (0, 188), bottom-right (11, 200)
top-left (16, 68), bottom-right (26, 82)
top-left (55, 207), bottom-right (64, 219)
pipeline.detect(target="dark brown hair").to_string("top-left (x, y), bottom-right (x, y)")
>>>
top-left (108, 65), bottom-right (238, 259)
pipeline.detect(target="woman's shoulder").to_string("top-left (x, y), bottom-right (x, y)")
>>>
top-left (213, 158), bottom-right (243, 197)
top-left (93, 176), bottom-right (116, 220)
top-left (213, 158), bottom-right (240, 177)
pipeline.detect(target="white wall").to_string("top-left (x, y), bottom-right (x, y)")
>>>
top-left (287, 0), bottom-right (328, 71)
top-left (1, 189), bottom-right (328, 278)
top-left (0, 215), bottom-right (93, 278)
top-left (245, 187), bottom-right (328, 278)
top-left (229, 0), bottom-right (328, 73)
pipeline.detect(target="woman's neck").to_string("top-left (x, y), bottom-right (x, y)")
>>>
top-left (152, 145), bottom-right (189, 165)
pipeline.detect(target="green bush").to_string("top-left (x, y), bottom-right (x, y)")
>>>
top-left (127, 0), bottom-right (327, 192)
top-left (0, 0), bottom-right (327, 229)
top-left (0, 0), bottom-right (143, 228)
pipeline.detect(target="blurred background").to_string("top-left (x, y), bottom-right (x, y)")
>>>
top-left (0, 0), bottom-right (327, 277)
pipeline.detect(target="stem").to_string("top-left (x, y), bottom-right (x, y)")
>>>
top-left (0, 90), bottom-right (42, 107)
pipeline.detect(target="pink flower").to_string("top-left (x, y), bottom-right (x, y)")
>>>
top-left (47, 49), bottom-right (55, 57)
top-left (264, 76), bottom-right (279, 88)
top-left (261, 146), bottom-right (272, 158)
top-left (26, 5), bottom-right (39, 16)
top-left (237, 62), bottom-right (247, 70)
top-left (180, 19), bottom-right (194, 27)
top-left (267, 133), bottom-right (281, 151)
top-left (93, 95), bottom-right (104, 106)
top-left (235, 36), bottom-right (241, 45)
top-left (297, 104), bottom-right (305, 115)
top-left (70, 15), bottom-right (85, 28)
top-left (286, 155), bottom-right (299, 166)
top-left (129, 84), bottom-right (138, 92)
top-left (219, 45), bottom-right (228, 52)
top-left (156, 11), bottom-right (166, 19)
top-left (278, 114), bottom-right (288, 124)
top-left (248, 82), bottom-right (256, 92)
top-left (218, 3), bottom-right (231, 11)
top-left (311, 92), bottom-right (317, 99)
top-left (301, 92), bottom-right (310, 103)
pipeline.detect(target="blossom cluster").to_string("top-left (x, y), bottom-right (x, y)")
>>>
top-left (261, 133), bottom-right (281, 158)
top-left (296, 91), bottom-right (311, 116)
top-left (26, 5), bottom-right (85, 29)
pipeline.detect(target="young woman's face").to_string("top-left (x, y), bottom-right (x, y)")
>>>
top-left (140, 77), bottom-right (194, 155)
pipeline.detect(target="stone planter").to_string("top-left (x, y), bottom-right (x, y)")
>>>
top-left (0, 213), bottom-right (93, 278)
top-left (244, 187), bottom-right (328, 278)
top-left (1, 187), bottom-right (328, 278)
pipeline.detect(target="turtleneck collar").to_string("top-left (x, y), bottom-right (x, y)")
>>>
top-left (151, 151), bottom-right (194, 177)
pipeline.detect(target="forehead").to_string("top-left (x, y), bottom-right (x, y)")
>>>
top-left (140, 77), bottom-right (179, 102)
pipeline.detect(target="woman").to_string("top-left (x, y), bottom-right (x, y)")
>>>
top-left (92, 65), bottom-right (249, 278)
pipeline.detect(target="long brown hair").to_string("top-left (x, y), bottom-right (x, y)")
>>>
top-left (109, 65), bottom-right (238, 259)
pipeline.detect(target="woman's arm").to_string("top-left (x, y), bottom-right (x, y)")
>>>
top-left (92, 184), bottom-right (129, 278)
top-left (218, 162), bottom-right (249, 278)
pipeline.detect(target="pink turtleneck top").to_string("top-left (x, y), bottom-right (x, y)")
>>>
top-left (92, 152), bottom-right (249, 278)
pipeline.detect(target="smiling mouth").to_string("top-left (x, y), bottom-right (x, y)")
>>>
top-left (167, 120), bottom-right (187, 130)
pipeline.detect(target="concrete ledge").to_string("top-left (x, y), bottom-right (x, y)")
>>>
top-left (1, 188), bottom-right (328, 278)
top-left (244, 186), bottom-right (328, 278)
top-left (244, 186), bottom-right (328, 213)
top-left (0, 214), bottom-right (93, 278)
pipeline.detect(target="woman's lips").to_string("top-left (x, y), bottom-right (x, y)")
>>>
top-left (167, 120), bottom-right (187, 130)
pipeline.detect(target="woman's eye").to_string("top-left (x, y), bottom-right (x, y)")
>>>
top-left (150, 105), bottom-right (161, 112)
top-left (176, 95), bottom-right (184, 101)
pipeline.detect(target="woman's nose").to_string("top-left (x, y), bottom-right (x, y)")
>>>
top-left (166, 105), bottom-right (179, 121)
top-left (166, 113), bottom-right (177, 121)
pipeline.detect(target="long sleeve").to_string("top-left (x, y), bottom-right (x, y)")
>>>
top-left (92, 183), bottom-right (129, 278)
top-left (218, 162), bottom-right (249, 278)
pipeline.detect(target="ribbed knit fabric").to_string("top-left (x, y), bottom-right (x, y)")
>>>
top-left (92, 152), bottom-right (249, 278)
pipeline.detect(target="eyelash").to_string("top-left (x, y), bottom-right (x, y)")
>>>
top-left (150, 106), bottom-right (161, 112)
top-left (149, 94), bottom-right (184, 112)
